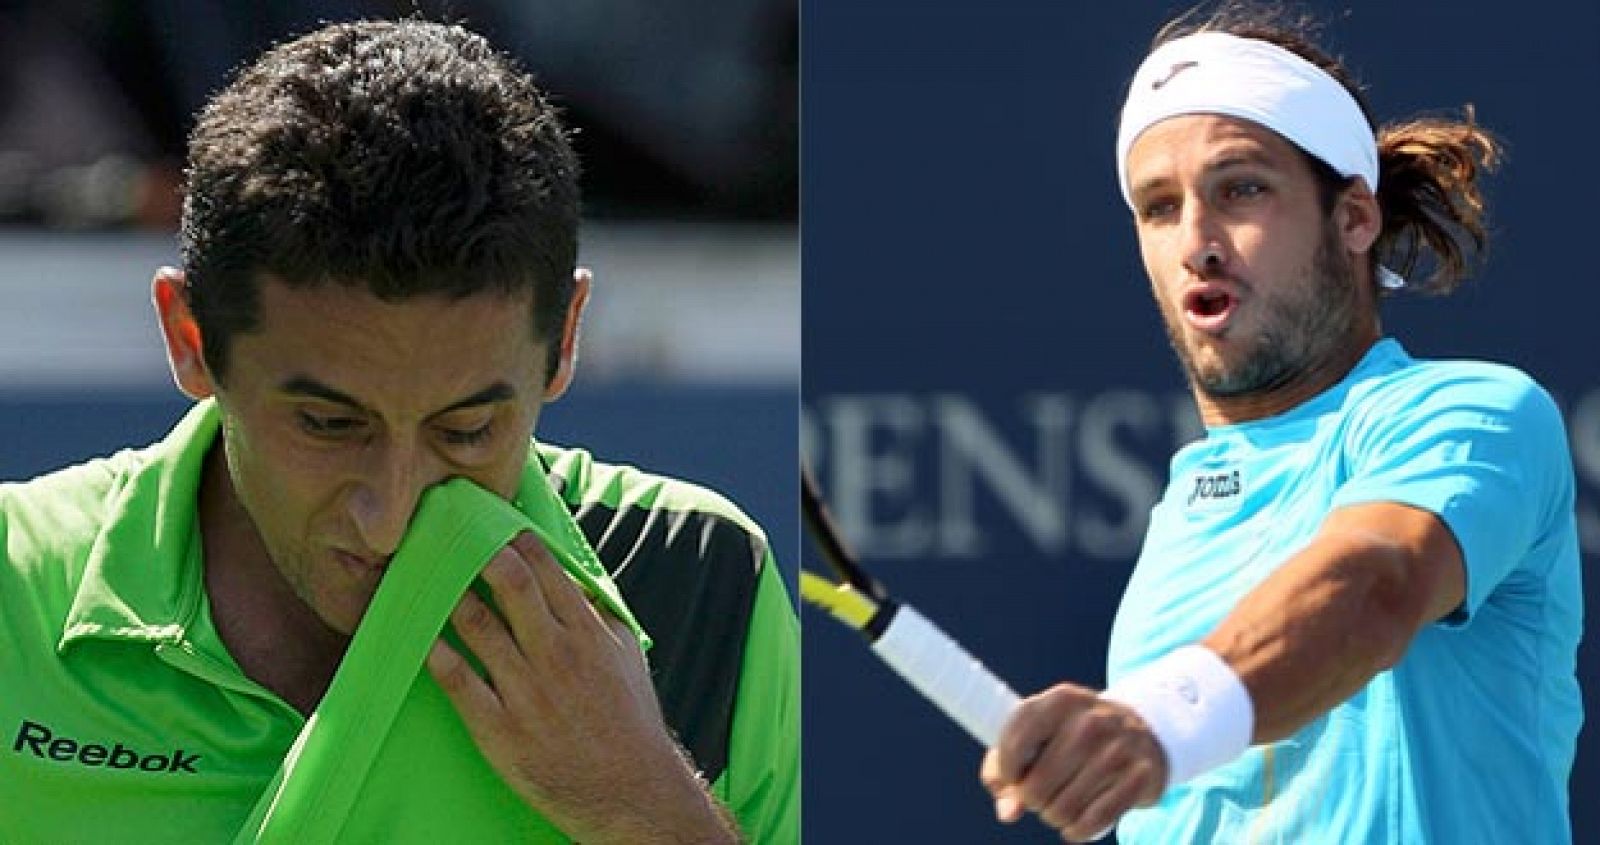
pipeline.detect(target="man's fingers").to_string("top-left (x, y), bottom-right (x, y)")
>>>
top-left (1016, 716), bottom-right (1087, 817)
top-left (995, 789), bottom-right (1025, 824)
top-left (980, 748), bottom-right (1024, 823)
top-left (1035, 735), bottom-right (1122, 834)
top-left (982, 687), bottom-right (1168, 840)
top-left (1065, 761), bottom-right (1153, 843)
top-left (449, 575), bottom-right (526, 675)
top-left (990, 686), bottom-right (1095, 824)
top-left (426, 638), bottom-right (504, 726)
top-left (994, 688), bottom-right (1067, 784)
top-left (507, 530), bottom-right (632, 650)
top-left (997, 684), bottom-right (1103, 794)
top-left (979, 747), bottom-right (1002, 794)
top-left (508, 530), bottom-right (593, 625)
top-left (481, 539), bottom-right (559, 647)
top-left (1016, 699), bottom-right (1166, 841)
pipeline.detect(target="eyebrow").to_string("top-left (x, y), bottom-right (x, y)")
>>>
top-left (279, 376), bottom-right (516, 417)
top-left (1129, 148), bottom-right (1283, 201)
top-left (1207, 149), bottom-right (1282, 174)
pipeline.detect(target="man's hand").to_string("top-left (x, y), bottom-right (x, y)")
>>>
top-left (426, 531), bottom-right (739, 844)
top-left (981, 683), bottom-right (1167, 842)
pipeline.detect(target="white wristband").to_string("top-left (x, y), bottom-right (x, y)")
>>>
top-left (1101, 645), bottom-right (1254, 789)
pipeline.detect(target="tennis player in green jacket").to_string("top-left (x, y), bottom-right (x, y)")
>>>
top-left (0, 19), bottom-right (797, 844)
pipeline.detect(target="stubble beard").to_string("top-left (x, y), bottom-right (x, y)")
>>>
top-left (1164, 226), bottom-right (1364, 400)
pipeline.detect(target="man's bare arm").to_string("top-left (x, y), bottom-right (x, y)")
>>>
top-left (984, 500), bottom-right (1466, 841)
top-left (1203, 501), bottom-right (1465, 742)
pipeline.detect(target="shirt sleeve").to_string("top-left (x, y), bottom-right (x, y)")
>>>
top-left (713, 552), bottom-right (800, 843)
top-left (1329, 365), bottom-right (1574, 625)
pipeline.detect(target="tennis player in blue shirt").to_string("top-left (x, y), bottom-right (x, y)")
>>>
top-left (980, 5), bottom-right (1584, 842)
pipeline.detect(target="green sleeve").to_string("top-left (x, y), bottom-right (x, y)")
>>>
top-left (712, 555), bottom-right (800, 844)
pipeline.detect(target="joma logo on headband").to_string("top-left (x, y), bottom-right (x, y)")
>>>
top-left (1152, 60), bottom-right (1199, 90)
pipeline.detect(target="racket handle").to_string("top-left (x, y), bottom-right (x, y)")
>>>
top-left (871, 604), bottom-right (1021, 748)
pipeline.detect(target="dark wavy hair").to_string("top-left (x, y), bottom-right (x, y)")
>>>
top-left (1155, 1), bottom-right (1501, 295)
top-left (180, 19), bottom-right (580, 382)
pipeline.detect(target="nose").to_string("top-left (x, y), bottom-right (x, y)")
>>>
top-left (346, 440), bottom-right (443, 557)
top-left (1178, 199), bottom-right (1227, 278)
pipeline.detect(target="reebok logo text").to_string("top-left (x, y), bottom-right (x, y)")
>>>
top-left (12, 719), bottom-right (200, 774)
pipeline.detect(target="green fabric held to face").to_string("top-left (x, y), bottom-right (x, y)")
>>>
top-left (0, 396), bottom-right (794, 842)
top-left (236, 476), bottom-right (650, 844)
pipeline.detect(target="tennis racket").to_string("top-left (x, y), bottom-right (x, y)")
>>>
top-left (800, 465), bottom-right (1020, 747)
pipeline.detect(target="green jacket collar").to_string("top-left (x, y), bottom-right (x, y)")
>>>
top-left (59, 399), bottom-right (219, 652)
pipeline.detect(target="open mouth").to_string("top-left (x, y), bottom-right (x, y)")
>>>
top-left (1183, 287), bottom-right (1236, 331)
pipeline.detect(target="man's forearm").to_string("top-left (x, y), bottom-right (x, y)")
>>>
top-left (1199, 502), bottom-right (1464, 743)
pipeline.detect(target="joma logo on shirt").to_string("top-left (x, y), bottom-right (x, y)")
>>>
top-left (1186, 470), bottom-right (1242, 507)
top-left (12, 719), bottom-right (200, 774)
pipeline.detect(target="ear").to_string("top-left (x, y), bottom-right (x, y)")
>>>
top-left (1335, 177), bottom-right (1383, 258)
top-left (541, 268), bottom-right (592, 402)
top-left (152, 267), bottom-right (216, 400)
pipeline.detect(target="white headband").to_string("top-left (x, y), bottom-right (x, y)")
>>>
top-left (1115, 32), bottom-right (1377, 210)
top-left (1115, 32), bottom-right (1403, 290)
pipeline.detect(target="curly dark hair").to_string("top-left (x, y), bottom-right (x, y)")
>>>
top-left (180, 19), bottom-right (580, 382)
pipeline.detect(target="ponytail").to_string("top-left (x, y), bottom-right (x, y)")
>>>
top-left (1373, 109), bottom-right (1501, 295)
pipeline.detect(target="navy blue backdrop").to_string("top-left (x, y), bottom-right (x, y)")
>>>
top-left (803, 1), bottom-right (1598, 842)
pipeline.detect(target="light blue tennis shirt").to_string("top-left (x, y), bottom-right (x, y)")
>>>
top-left (1108, 339), bottom-right (1583, 844)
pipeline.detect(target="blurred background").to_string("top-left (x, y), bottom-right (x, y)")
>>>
top-left (0, 1), bottom-right (798, 567)
top-left (802, 0), bottom-right (1599, 842)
